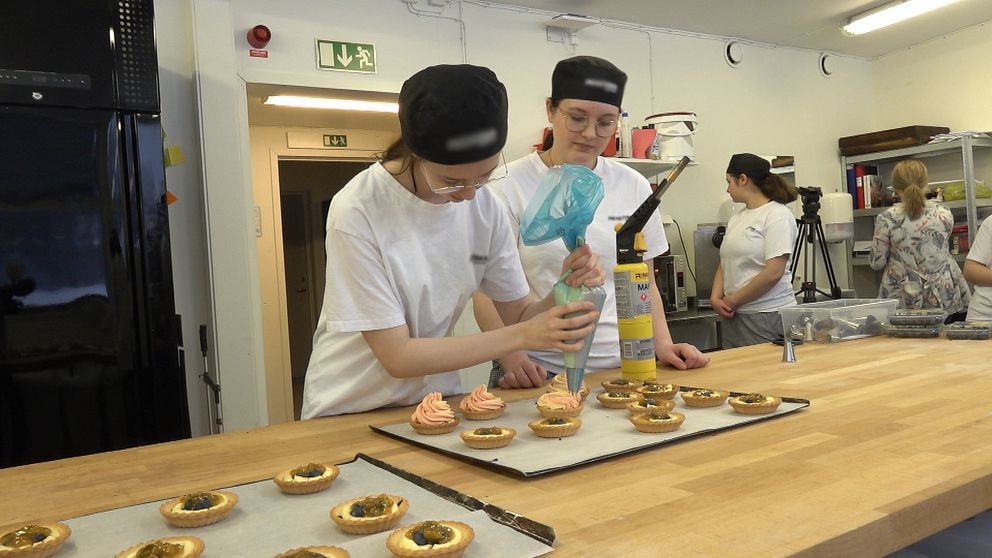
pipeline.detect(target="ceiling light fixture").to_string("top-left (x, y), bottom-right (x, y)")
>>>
top-left (842, 0), bottom-right (961, 35)
top-left (263, 95), bottom-right (399, 113)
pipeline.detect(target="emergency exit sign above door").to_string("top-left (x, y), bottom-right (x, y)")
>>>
top-left (316, 40), bottom-right (377, 73)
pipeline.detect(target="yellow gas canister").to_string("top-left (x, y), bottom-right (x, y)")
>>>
top-left (614, 241), bottom-right (656, 382)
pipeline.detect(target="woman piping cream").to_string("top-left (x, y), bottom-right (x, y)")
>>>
top-left (302, 65), bottom-right (604, 417)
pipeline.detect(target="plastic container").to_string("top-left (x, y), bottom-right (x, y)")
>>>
top-left (779, 298), bottom-right (898, 343)
top-left (643, 112), bottom-right (697, 162)
top-left (619, 112), bottom-right (632, 158)
top-left (888, 309), bottom-right (948, 326)
top-left (884, 324), bottom-right (942, 338)
top-left (930, 179), bottom-right (988, 201)
top-left (945, 321), bottom-right (992, 340)
top-left (820, 193), bottom-right (854, 243)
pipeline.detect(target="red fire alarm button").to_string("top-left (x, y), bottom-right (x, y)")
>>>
top-left (247, 25), bottom-right (271, 49)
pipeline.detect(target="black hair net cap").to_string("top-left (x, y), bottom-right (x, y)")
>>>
top-left (398, 64), bottom-right (508, 165)
top-left (551, 56), bottom-right (627, 108)
top-left (727, 153), bottom-right (771, 181)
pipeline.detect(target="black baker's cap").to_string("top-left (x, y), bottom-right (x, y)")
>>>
top-left (726, 153), bottom-right (771, 182)
top-left (398, 64), bottom-right (508, 165)
top-left (551, 56), bottom-right (627, 108)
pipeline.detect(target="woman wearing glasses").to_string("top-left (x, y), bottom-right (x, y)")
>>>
top-left (301, 64), bottom-right (603, 418)
top-left (474, 56), bottom-right (709, 390)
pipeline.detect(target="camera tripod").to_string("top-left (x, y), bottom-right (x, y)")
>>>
top-left (790, 188), bottom-right (842, 303)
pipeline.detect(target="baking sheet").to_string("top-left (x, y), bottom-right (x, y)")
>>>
top-left (373, 388), bottom-right (810, 477)
top-left (55, 453), bottom-right (553, 557)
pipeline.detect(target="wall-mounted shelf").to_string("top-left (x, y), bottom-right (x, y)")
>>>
top-left (852, 197), bottom-right (992, 217)
top-left (613, 157), bottom-right (698, 180)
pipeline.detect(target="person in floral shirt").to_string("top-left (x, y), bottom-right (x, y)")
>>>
top-left (869, 159), bottom-right (970, 321)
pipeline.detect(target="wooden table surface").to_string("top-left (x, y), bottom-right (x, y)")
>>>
top-left (2, 337), bottom-right (991, 557)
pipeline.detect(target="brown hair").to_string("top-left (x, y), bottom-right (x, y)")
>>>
top-left (757, 173), bottom-right (798, 204)
top-left (727, 153), bottom-right (798, 204)
top-left (378, 137), bottom-right (416, 176)
top-left (890, 159), bottom-right (927, 220)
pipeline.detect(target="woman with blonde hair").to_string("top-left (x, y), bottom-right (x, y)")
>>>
top-left (868, 159), bottom-right (970, 321)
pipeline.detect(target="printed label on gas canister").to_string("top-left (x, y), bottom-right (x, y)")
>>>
top-left (621, 338), bottom-right (655, 360)
top-left (614, 270), bottom-right (652, 319)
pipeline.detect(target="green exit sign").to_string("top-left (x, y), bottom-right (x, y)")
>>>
top-left (323, 134), bottom-right (348, 148)
top-left (316, 40), bottom-right (377, 73)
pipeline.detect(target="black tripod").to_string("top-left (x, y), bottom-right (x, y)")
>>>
top-left (790, 187), bottom-right (842, 303)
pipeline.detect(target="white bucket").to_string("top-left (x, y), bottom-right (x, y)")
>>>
top-left (644, 112), bottom-right (698, 162)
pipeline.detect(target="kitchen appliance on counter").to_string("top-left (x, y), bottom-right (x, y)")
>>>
top-left (693, 223), bottom-right (725, 308)
top-left (0, 0), bottom-right (189, 467)
top-left (655, 255), bottom-right (688, 313)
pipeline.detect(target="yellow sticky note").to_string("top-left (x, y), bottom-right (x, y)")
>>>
top-left (164, 144), bottom-right (186, 167)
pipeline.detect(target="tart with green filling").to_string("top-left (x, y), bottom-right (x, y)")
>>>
top-left (459, 426), bottom-right (516, 449)
top-left (114, 536), bottom-right (204, 558)
top-left (630, 411), bottom-right (686, 433)
top-left (273, 546), bottom-right (350, 558)
top-left (626, 397), bottom-right (676, 415)
top-left (729, 393), bottom-right (782, 415)
top-left (159, 491), bottom-right (238, 528)
top-left (636, 382), bottom-right (680, 400)
top-left (0, 522), bottom-right (70, 558)
top-left (527, 417), bottom-right (582, 438)
top-left (385, 520), bottom-right (474, 558)
top-left (596, 390), bottom-right (641, 409)
top-left (330, 494), bottom-right (409, 535)
top-left (680, 388), bottom-right (729, 408)
top-left (273, 462), bottom-right (340, 495)
top-left (600, 378), bottom-right (644, 393)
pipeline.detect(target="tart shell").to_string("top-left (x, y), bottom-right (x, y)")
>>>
top-left (680, 390), bottom-right (729, 408)
top-left (274, 546), bottom-right (350, 558)
top-left (114, 536), bottom-right (204, 558)
top-left (630, 411), bottom-right (686, 433)
top-left (729, 395), bottom-right (783, 415)
top-left (535, 402), bottom-right (583, 419)
top-left (385, 520), bottom-right (475, 558)
top-left (626, 399), bottom-right (676, 415)
top-left (459, 407), bottom-right (505, 421)
top-left (0, 522), bottom-right (71, 558)
top-left (273, 464), bottom-right (340, 495)
top-left (330, 494), bottom-right (410, 535)
top-left (159, 491), bottom-right (238, 528)
top-left (600, 379), bottom-right (644, 393)
top-left (459, 427), bottom-right (516, 449)
top-left (636, 383), bottom-right (680, 400)
top-left (528, 417), bottom-right (582, 438)
top-left (596, 391), bottom-right (641, 409)
top-left (410, 417), bottom-right (460, 435)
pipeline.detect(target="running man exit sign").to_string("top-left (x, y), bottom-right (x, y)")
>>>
top-left (316, 40), bottom-right (377, 73)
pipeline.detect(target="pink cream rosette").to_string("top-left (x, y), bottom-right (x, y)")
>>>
top-left (409, 392), bottom-right (459, 434)
top-left (536, 391), bottom-right (583, 419)
top-left (459, 385), bottom-right (506, 420)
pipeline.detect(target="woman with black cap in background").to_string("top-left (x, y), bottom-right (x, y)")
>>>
top-left (302, 64), bottom-right (604, 418)
top-left (711, 153), bottom-right (799, 348)
top-left (474, 56), bottom-right (709, 390)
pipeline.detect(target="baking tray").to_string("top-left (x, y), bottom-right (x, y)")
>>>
top-left (372, 387), bottom-right (810, 477)
top-left (55, 453), bottom-right (554, 556)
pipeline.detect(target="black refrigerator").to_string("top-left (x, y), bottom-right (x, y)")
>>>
top-left (0, 0), bottom-right (191, 468)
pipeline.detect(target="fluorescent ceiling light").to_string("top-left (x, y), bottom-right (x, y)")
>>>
top-left (842, 0), bottom-right (960, 35)
top-left (263, 95), bottom-right (398, 113)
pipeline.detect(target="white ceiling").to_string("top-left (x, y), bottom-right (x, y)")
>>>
top-left (497, 0), bottom-right (992, 59)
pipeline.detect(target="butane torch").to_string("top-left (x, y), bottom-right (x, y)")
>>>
top-left (614, 156), bottom-right (691, 381)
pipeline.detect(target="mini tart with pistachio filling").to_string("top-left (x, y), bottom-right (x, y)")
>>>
top-left (630, 411), bottom-right (686, 433)
top-left (527, 417), bottom-right (582, 438)
top-left (459, 426), bottom-right (516, 449)
top-left (159, 491), bottom-right (238, 528)
top-left (273, 463), bottom-right (340, 495)
top-left (273, 546), bottom-right (350, 558)
top-left (680, 388), bottom-right (729, 408)
top-left (114, 536), bottom-right (204, 558)
top-left (636, 382), bottom-right (680, 400)
top-left (596, 390), bottom-right (642, 409)
top-left (0, 522), bottom-right (70, 558)
top-left (600, 378), bottom-right (644, 393)
top-left (626, 397), bottom-right (676, 415)
top-left (330, 494), bottom-right (409, 535)
top-left (386, 520), bottom-right (475, 558)
top-left (729, 393), bottom-right (783, 415)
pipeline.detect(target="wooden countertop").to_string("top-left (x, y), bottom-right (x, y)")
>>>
top-left (3, 337), bottom-right (991, 557)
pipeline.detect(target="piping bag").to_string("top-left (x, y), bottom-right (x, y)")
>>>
top-left (520, 164), bottom-right (607, 394)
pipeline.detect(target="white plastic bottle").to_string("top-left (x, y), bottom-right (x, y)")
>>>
top-left (619, 111), bottom-right (632, 158)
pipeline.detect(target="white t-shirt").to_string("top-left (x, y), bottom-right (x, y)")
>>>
top-left (966, 215), bottom-right (992, 320)
top-left (302, 163), bottom-right (530, 418)
top-left (720, 201), bottom-right (798, 313)
top-left (489, 152), bottom-right (668, 372)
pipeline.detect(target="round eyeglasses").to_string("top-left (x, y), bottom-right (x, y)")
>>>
top-left (560, 110), bottom-right (619, 138)
top-left (422, 153), bottom-right (507, 195)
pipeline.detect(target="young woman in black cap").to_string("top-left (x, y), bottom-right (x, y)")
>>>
top-left (711, 153), bottom-right (799, 348)
top-left (474, 55), bottom-right (709, 390)
top-left (301, 64), bottom-right (604, 417)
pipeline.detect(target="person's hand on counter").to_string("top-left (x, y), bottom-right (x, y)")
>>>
top-left (657, 342), bottom-right (710, 370)
top-left (497, 350), bottom-right (547, 389)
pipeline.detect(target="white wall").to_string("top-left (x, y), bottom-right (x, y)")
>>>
top-left (179, 0), bottom-right (879, 428)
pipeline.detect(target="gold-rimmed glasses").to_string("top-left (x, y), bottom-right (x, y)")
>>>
top-left (421, 153), bottom-right (507, 195)
top-left (559, 110), bottom-right (619, 138)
